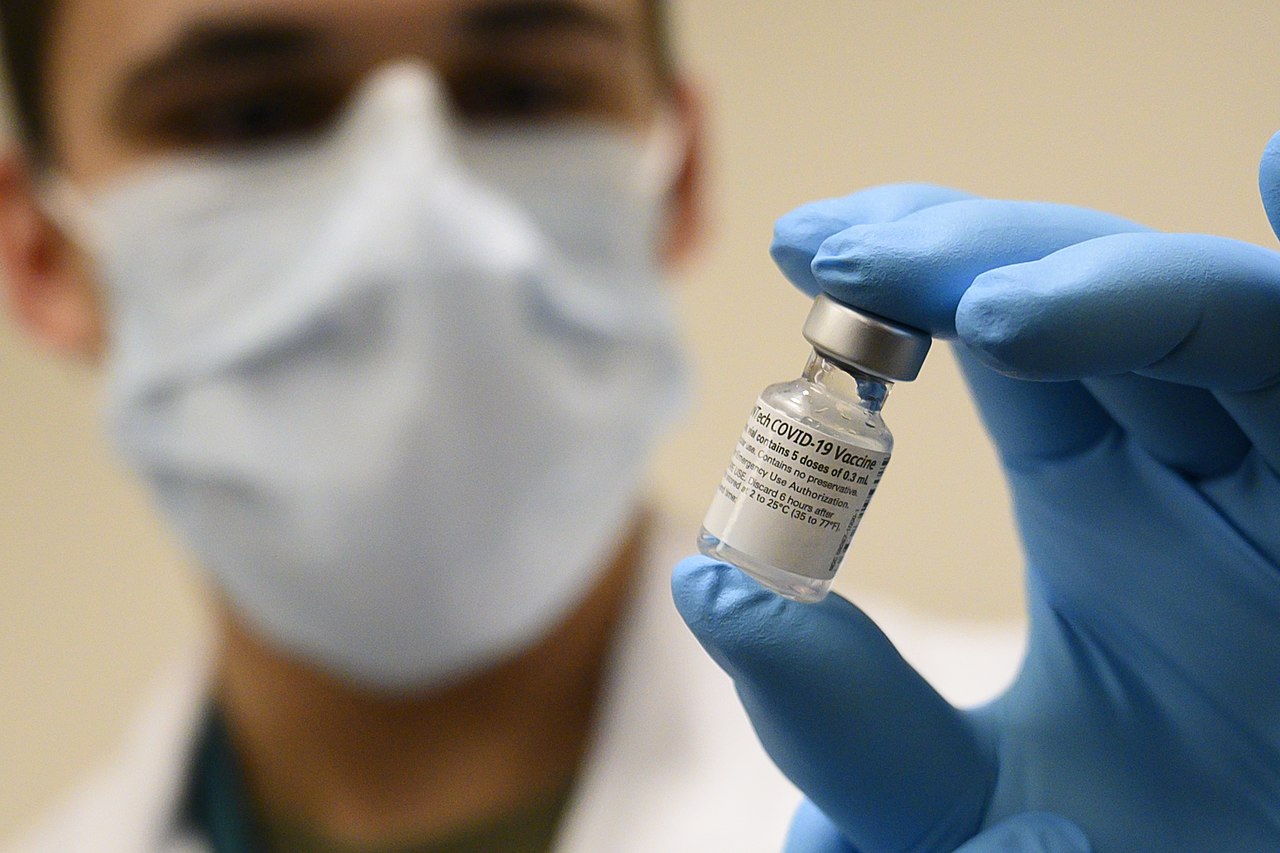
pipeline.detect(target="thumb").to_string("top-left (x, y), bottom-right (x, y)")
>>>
top-left (673, 556), bottom-right (995, 853)
top-left (1258, 129), bottom-right (1280, 242)
top-left (955, 814), bottom-right (1092, 853)
top-left (783, 800), bottom-right (858, 853)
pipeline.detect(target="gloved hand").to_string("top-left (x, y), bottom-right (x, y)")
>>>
top-left (674, 131), bottom-right (1280, 853)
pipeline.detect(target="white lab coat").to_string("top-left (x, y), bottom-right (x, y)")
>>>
top-left (6, 518), bottom-right (1023, 853)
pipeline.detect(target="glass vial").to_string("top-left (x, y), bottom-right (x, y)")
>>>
top-left (699, 293), bottom-right (931, 602)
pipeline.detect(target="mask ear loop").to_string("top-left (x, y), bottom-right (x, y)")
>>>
top-left (37, 174), bottom-right (103, 258)
top-left (635, 105), bottom-right (687, 199)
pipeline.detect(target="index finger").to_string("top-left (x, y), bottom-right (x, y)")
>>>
top-left (771, 184), bottom-right (976, 295)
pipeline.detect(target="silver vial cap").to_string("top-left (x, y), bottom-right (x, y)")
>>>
top-left (802, 293), bottom-right (932, 382)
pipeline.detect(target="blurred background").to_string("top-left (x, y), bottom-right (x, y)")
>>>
top-left (4, 0), bottom-right (1280, 839)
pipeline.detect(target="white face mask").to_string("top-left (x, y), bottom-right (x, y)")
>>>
top-left (54, 63), bottom-right (690, 691)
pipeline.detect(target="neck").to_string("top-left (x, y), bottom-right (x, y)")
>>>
top-left (213, 513), bottom-right (648, 846)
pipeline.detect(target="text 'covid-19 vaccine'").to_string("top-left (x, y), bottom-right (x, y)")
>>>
top-left (699, 293), bottom-right (931, 602)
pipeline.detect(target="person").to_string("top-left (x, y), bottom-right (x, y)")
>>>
top-left (22, 3), bottom-right (1252, 853)
top-left (675, 170), bottom-right (1280, 847)
top-left (0, 1), bottom-right (829, 850)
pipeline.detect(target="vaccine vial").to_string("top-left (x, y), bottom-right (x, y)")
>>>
top-left (699, 293), bottom-right (931, 602)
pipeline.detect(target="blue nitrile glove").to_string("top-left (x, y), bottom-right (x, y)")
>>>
top-left (674, 133), bottom-right (1280, 853)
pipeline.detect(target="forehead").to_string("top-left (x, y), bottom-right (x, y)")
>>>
top-left (52, 0), bottom-right (648, 79)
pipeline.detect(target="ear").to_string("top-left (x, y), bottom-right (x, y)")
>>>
top-left (658, 77), bottom-right (708, 270)
top-left (0, 150), bottom-right (105, 360)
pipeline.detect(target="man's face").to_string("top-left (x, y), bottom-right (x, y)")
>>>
top-left (46, 0), bottom-right (665, 188)
top-left (0, 0), bottom-right (699, 687)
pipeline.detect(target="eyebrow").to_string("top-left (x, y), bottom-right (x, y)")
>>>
top-left (461, 1), bottom-right (628, 42)
top-left (115, 20), bottom-right (323, 107)
top-left (111, 3), bottom-right (626, 122)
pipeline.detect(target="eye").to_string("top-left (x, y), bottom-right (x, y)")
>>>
top-left (149, 81), bottom-right (348, 150)
top-left (447, 68), bottom-right (598, 122)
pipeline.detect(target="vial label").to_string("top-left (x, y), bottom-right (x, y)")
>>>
top-left (703, 398), bottom-right (891, 581)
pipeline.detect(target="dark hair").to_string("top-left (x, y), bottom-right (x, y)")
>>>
top-left (0, 1), bottom-right (675, 167)
top-left (644, 0), bottom-right (674, 87)
top-left (0, 0), bottom-right (54, 164)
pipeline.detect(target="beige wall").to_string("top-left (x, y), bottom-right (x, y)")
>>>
top-left (4, 0), bottom-right (1279, 839)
